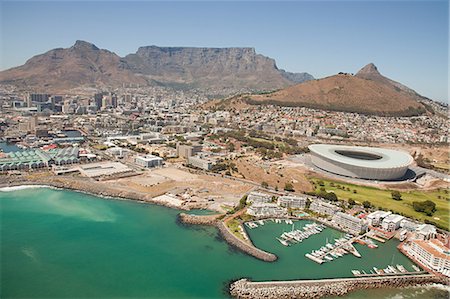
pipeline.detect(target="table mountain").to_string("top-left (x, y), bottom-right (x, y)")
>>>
top-left (0, 40), bottom-right (313, 93)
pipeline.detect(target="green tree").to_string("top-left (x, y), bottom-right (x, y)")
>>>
top-left (362, 201), bottom-right (372, 209)
top-left (261, 181), bottom-right (269, 188)
top-left (348, 198), bottom-right (356, 206)
top-left (284, 182), bottom-right (295, 192)
top-left (391, 191), bottom-right (402, 201)
top-left (413, 200), bottom-right (436, 216)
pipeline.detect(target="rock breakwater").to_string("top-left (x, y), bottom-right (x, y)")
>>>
top-left (230, 275), bottom-right (448, 299)
top-left (217, 222), bottom-right (277, 262)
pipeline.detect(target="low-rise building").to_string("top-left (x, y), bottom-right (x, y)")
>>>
top-left (278, 195), bottom-right (307, 209)
top-left (406, 239), bottom-right (450, 277)
top-left (135, 154), bottom-right (164, 168)
top-left (366, 210), bottom-right (392, 226)
top-left (381, 214), bottom-right (404, 232)
top-left (247, 203), bottom-right (287, 218)
top-left (415, 224), bottom-right (437, 240)
top-left (247, 191), bottom-right (272, 204)
top-left (333, 212), bottom-right (368, 235)
top-left (187, 155), bottom-right (213, 171)
top-left (310, 199), bottom-right (341, 216)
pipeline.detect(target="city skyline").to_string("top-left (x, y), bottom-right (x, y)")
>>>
top-left (1, 1), bottom-right (448, 102)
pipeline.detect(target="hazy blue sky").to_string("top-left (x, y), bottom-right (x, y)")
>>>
top-left (1, 1), bottom-right (448, 102)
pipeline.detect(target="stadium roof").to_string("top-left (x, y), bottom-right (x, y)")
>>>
top-left (309, 144), bottom-right (413, 169)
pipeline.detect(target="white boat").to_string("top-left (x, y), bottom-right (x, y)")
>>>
top-left (397, 264), bottom-right (407, 273)
top-left (324, 255), bottom-right (333, 261)
top-left (412, 265), bottom-right (420, 272)
top-left (277, 237), bottom-right (289, 246)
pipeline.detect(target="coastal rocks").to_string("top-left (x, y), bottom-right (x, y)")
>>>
top-left (217, 222), bottom-right (277, 262)
top-left (230, 275), bottom-right (448, 299)
top-left (178, 213), bottom-right (220, 226)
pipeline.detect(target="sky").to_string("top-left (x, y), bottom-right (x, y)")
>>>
top-left (0, 0), bottom-right (448, 102)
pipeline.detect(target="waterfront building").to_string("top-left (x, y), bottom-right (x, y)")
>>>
top-left (381, 214), bottom-right (404, 232)
top-left (406, 239), bottom-right (450, 277)
top-left (277, 195), bottom-right (307, 209)
top-left (247, 203), bottom-right (287, 217)
top-left (135, 154), bottom-right (163, 168)
top-left (78, 162), bottom-right (132, 178)
top-left (366, 210), bottom-right (392, 226)
top-left (415, 224), bottom-right (437, 240)
top-left (400, 219), bottom-right (420, 231)
top-left (332, 212), bottom-right (368, 235)
top-left (310, 199), bottom-right (341, 216)
top-left (0, 147), bottom-right (79, 171)
top-left (187, 155), bottom-right (213, 171)
top-left (247, 191), bottom-right (272, 204)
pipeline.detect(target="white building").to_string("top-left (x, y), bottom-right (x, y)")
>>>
top-left (135, 154), bottom-right (164, 168)
top-left (406, 239), bottom-right (450, 277)
top-left (415, 224), bottom-right (437, 240)
top-left (247, 191), bottom-right (272, 204)
top-left (366, 211), bottom-right (392, 226)
top-left (381, 214), bottom-right (404, 232)
top-left (333, 212), bottom-right (367, 235)
top-left (400, 219), bottom-right (420, 231)
top-left (278, 195), bottom-right (307, 209)
top-left (247, 203), bottom-right (287, 218)
top-left (187, 155), bottom-right (213, 171)
top-left (310, 199), bottom-right (341, 216)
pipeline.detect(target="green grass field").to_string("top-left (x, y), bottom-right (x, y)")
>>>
top-left (309, 177), bottom-right (449, 230)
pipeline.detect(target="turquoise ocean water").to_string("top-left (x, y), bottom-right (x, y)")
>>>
top-left (1, 187), bottom-right (448, 298)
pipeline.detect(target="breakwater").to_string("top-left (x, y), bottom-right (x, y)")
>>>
top-left (179, 212), bottom-right (278, 262)
top-left (230, 274), bottom-right (447, 299)
top-left (178, 213), bottom-right (220, 226)
top-left (217, 222), bottom-right (277, 262)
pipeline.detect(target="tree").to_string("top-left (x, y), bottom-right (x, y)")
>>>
top-left (284, 182), bottom-right (295, 192)
top-left (391, 191), bottom-right (402, 201)
top-left (348, 198), bottom-right (356, 206)
top-left (227, 142), bottom-right (235, 152)
top-left (261, 181), bottom-right (269, 188)
top-left (413, 200), bottom-right (436, 216)
top-left (362, 201), bottom-right (372, 209)
top-left (325, 192), bottom-right (338, 202)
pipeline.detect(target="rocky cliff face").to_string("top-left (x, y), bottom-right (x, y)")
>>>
top-left (0, 41), bottom-right (313, 93)
top-left (355, 63), bottom-right (426, 100)
top-left (122, 46), bottom-right (305, 90)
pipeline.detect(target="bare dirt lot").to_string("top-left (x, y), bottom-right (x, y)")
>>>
top-left (231, 155), bottom-right (313, 193)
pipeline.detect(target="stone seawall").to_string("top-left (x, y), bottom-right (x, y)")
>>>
top-left (230, 275), bottom-right (448, 299)
top-left (178, 213), bottom-right (220, 226)
top-left (217, 222), bottom-right (277, 262)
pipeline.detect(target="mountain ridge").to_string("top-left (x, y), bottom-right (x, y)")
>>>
top-left (0, 40), bottom-right (313, 94)
top-left (212, 63), bottom-right (428, 116)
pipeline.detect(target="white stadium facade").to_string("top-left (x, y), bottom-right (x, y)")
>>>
top-left (308, 144), bottom-right (414, 181)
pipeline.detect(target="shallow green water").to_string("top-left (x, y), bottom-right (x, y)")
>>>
top-left (0, 188), bottom-right (446, 298)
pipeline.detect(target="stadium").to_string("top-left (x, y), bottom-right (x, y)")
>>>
top-left (308, 144), bottom-right (414, 180)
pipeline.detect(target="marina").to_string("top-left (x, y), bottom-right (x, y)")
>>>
top-left (2, 187), bottom-right (428, 299)
top-left (306, 234), bottom-right (362, 264)
top-left (351, 264), bottom-right (426, 277)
